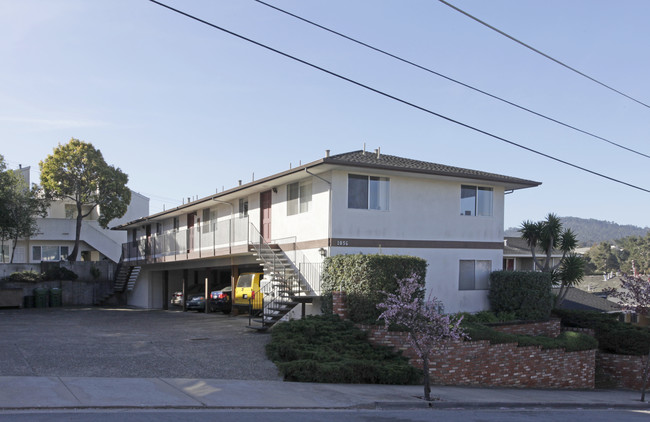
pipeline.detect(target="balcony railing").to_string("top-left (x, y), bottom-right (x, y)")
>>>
top-left (121, 217), bottom-right (324, 297)
top-left (122, 216), bottom-right (250, 264)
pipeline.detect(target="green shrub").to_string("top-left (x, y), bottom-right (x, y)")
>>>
top-left (554, 309), bottom-right (650, 356)
top-left (266, 315), bottom-right (421, 384)
top-left (5, 270), bottom-right (43, 282)
top-left (459, 310), bottom-right (518, 324)
top-left (489, 271), bottom-right (554, 321)
top-left (43, 266), bottom-right (78, 281)
top-left (321, 254), bottom-right (427, 323)
top-left (462, 321), bottom-right (597, 352)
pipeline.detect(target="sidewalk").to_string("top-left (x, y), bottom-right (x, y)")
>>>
top-left (0, 377), bottom-right (648, 410)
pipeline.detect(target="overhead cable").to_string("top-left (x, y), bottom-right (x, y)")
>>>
top-left (437, 0), bottom-right (650, 110)
top-left (147, 0), bottom-right (650, 194)
top-left (254, 0), bottom-right (650, 160)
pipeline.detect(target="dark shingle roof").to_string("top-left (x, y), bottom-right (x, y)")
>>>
top-left (323, 150), bottom-right (540, 190)
top-left (553, 287), bottom-right (621, 313)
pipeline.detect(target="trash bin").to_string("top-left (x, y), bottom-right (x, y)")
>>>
top-left (50, 288), bottom-right (62, 307)
top-left (33, 287), bottom-right (49, 308)
top-left (23, 295), bottom-right (34, 308)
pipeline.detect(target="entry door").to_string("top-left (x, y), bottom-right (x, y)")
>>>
top-left (145, 224), bottom-right (151, 258)
top-left (187, 213), bottom-right (195, 252)
top-left (260, 190), bottom-right (272, 243)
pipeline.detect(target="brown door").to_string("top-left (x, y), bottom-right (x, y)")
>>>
top-left (260, 190), bottom-right (272, 243)
top-left (187, 213), bottom-right (195, 252)
top-left (145, 224), bottom-right (151, 258)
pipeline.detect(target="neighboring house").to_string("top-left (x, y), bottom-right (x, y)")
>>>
top-left (6, 166), bottom-right (149, 264)
top-left (115, 150), bottom-right (539, 315)
top-left (502, 236), bottom-right (563, 271)
top-left (552, 287), bottom-right (621, 313)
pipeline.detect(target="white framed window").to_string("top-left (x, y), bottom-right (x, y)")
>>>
top-left (348, 174), bottom-right (389, 210)
top-left (459, 260), bottom-right (491, 290)
top-left (287, 181), bottom-right (312, 216)
top-left (32, 246), bottom-right (69, 262)
top-left (202, 208), bottom-right (212, 234)
top-left (65, 204), bottom-right (76, 219)
top-left (461, 185), bottom-right (493, 216)
top-left (239, 198), bottom-right (248, 218)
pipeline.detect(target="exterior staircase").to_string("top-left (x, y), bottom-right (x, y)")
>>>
top-left (95, 263), bottom-right (141, 305)
top-left (247, 231), bottom-right (314, 331)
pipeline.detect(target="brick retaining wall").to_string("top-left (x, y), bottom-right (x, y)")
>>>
top-left (359, 323), bottom-right (595, 389)
top-left (597, 352), bottom-right (649, 390)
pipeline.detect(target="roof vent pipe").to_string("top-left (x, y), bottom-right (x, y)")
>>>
top-left (325, 149), bottom-right (330, 157)
top-left (238, 180), bottom-right (242, 186)
top-left (375, 147), bottom-right (381, 159)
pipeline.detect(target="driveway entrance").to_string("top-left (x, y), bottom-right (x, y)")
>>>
top-left (0, 307), bottom-right (281, 380)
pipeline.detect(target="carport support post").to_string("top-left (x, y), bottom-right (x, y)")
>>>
top-left (163, 270), bottom-right (169, 310)
top-left (204, 276), bottom-right (209, 314)
top-left (182, 269), bottom-right (188, 312)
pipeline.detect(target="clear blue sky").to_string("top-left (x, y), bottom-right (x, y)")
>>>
top-left (2, 0), bottom-right (650, 231)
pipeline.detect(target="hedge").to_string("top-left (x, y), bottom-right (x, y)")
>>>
top-left (321, 254), bottom-right (427, 323)
top-left (553, 309), bottom-right (650, 356)
top-left (488, 271), bottom-right (554, 321)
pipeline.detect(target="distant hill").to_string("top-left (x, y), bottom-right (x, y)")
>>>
top-left (504, 216), bottom-right (650, 247)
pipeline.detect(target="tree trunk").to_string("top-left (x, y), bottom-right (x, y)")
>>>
top-left (422, 355), bottom-right (431, 401)
top-left (68, 210), bottom-right (84, 262)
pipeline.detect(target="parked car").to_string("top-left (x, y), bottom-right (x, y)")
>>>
top-left (208, 286), bottom-right (232, 314)
top-left (186, 293), bottom-right (207, 311)
top-left (171, 285), bottom-right (202, 307)
top-left (170, 291), bottom-right (183, 306)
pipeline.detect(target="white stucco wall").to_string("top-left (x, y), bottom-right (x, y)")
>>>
top-left (270, 175), bottom-right (330, 245)
top-left (330, 170), bottom-right (504, 242)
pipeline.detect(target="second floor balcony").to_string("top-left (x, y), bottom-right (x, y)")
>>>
top-left (122, 216), bottom-right (251, 264)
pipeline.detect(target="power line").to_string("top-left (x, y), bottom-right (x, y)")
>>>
top-left (437, 0), bottom-right (650, 110)
top-left (147, 0), bottom-right (650, 194)
top-left (254, 0), bottom-right (650, 160)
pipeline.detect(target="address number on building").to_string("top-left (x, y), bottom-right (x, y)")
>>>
top-left (335, 240), bottom-right (349, 246)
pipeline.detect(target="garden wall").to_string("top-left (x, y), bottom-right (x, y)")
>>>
top-left (359, 323), bottom-right (595, 389)
top-left (0, 262), bottom-right (116, 306)
top-left (597, 352), bottom-right (649, 391)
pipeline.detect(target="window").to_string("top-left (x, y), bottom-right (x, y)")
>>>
top-left (287, 181), bottom-right (312, 215)
top-left (460, 185), bottom-right (493, 216)
top-left (65, 204), bottom-right (76, 219)
top-left (173, 217), bottom-right (180, 232)
top-left (202, 209), bottom-right (211, 234)
top-left (459, 260), bottom-right (491, 290)
top-left (32, 246), bottom-right (69, 262)
top-left (239, 199), bottom-right (248, 217)
top-left (348, 174), bottom-right (389, 210)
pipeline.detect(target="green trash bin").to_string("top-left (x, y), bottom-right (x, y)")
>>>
top-left (50, 288), bottom-right (62, 307)
top-left (33, 287), bottom-right (49, 308)
top-left (23, 295), bottom-right (34, 308)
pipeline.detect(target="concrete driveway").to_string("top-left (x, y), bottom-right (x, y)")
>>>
top-left (0, 307), bottom-right (282, 380)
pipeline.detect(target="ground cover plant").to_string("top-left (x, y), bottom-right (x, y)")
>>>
top-left (461, 320), bottom-right (597, 352)
top-left (266, 314), bottom-right (420, 384)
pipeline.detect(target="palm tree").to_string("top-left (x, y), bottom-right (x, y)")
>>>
top-left (519, 213), bottom-right (585, 306)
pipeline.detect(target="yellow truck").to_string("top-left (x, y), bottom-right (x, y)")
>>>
top-left (234, 272), bottom-right (264, 313)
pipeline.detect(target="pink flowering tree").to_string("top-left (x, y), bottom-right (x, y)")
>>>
top-left (377, 275), bottom-right (466, 401)
top-left (607, 274), bottom-right (650, 402)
